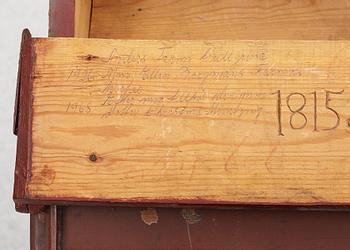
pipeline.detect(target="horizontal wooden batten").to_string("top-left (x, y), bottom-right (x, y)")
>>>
top-left (14, 32), bottom-right (350, 207)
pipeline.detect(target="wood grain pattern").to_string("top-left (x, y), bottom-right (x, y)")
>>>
top-left (27, 37), bottom-right (350, 205)
top-left (74, 0), bottom-right (92, 38)
top-left (90, 0), bottom-right (350, 40)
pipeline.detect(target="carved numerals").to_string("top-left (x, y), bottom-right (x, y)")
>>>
top-left (272, 90), bottom-right (344, 135)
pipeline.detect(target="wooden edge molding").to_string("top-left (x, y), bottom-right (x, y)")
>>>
top-left (13, 29), bottom-right (28, 136)
top-left (13, 197), bottom-right (350, 211)
top-left (13, 29), bottom-right (40, 213)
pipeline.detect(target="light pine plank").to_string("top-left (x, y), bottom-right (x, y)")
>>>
top-left (74, 0), bottom-right (92, 38)
top-left (90, 0), bottom-right (350, 40)
top-left (28, 38), bottom-right (350, 205)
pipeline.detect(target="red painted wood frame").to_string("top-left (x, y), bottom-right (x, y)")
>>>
top-left (12, 0), bottom-right (350, 249)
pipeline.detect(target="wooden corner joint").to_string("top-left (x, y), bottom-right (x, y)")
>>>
top-left (15, 202), bottom-right (47, 214)
top-left (13, 29), bottom-right (35, 213)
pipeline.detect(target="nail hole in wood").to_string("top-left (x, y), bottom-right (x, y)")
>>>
top-left (89, 153), bottom-right (98, 162)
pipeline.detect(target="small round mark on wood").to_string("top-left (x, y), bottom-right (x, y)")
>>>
top-left (89, 153), bottom-right (98, 162)
top-left (181, 208), bottom-right (201, 224)
top-left (138, 8), bottom-right (142, 11)
top-left (140, 208), bottom-right (158, 225)
top-left (347, 118), bottom-right (350, 127)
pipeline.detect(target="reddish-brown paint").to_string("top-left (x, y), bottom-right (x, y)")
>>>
top-left (30, 206), bottom-right (57, 250)
top-left (59, 206), bottom-right (350, 250)
top-left (49, 0), bottom-right (75, 37)
top-left (13, 29), bottom-right (34, 213)
top-left (15, 196), bottom-right (350, 209)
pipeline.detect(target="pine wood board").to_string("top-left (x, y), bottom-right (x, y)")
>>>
top-left (90, 0), bottom-right (350, 40)
top-left (74, 0), bottom-right (92, 38)
top-left (20, 37), bottom-right (350, 205)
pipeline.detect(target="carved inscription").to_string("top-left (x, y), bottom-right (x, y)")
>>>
top-left (60, 41), bottom-right (350, 136)
top-left (272, 90), bottom-right (346, 135)
top-left (65, 44), bottom-right (272, 123)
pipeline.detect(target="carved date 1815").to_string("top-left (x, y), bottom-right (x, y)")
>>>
top-left (272, 89), bottom-right (345, 136)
